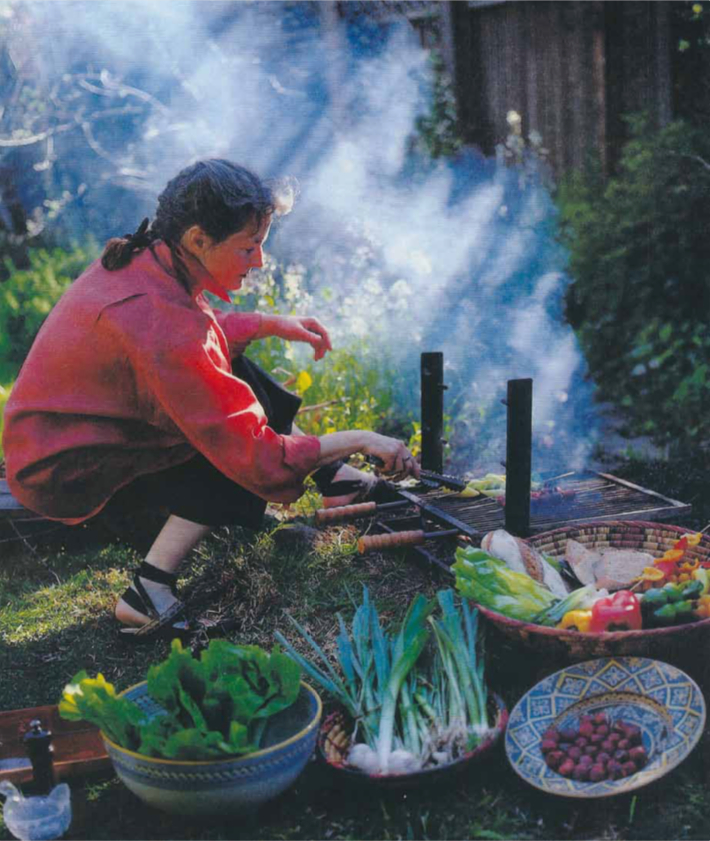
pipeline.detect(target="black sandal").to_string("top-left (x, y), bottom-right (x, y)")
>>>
top-left (117, 561), bottom-right (190, 644)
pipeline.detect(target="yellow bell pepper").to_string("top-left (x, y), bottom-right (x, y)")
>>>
top-left (679, 558), bottom-right (699, 573)
top-left (634, 566), bottom-right (665, 590)
top-left (694, 595), bottom-right (710, 619)
top-left (693, 567), bottom-right (710, 595)
top-left (683, 533), bottom-right (703, 547)
top-left (659, 548), bottom-right (684, 563)
top-left (558, 609), bottom-right (593, 632)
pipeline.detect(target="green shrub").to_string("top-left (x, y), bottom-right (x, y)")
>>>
top-left (556, 116), bottom-right (710, 453)
top-left (0, 243), bottom-right (97, 381)
top-left (215, 254), bottom-right (407, 440)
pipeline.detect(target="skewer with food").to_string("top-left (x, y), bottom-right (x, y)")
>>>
top-left (458, 473), bottom-right (576, 509)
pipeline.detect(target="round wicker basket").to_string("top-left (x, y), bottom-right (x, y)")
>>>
top-left (477, 520), bottom-right (710, 662)
top-left (317, 694), bottom-right (508, 790)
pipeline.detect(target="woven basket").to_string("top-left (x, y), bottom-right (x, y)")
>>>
top-left (317, 694), bottom-right (508, 790)
top-left (477, 520), bottom-right (710, 662)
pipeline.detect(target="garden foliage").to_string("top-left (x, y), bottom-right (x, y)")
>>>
top-left (223, 251), bottom-right (416, 445)
top-left (0, 242), bottom-right (97, 382)
top-left (557, 116), bottom-right (710, 452)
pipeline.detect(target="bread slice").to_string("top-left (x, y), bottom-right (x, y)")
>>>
top-left (564, 541), bottom-right (654, 590)
top-left (595, 549), bottom-right (654, 591)
top-left (565, 540), bottom-right (603, 586)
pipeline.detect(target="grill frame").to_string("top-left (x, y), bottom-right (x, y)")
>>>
top-left (363, 469), bottom-right (691, 573)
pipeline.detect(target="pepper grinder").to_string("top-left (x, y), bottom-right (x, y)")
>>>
top-left (22, 720), bottom-right (56, 796)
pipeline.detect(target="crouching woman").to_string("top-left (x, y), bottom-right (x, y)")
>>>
top-left (2, 159), bottom-right (418, 641)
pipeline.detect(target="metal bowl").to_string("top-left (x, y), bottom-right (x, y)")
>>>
top-left (505, 656), bottom-right (706, 798)
top-left (102, 681), bottom-right (322, 816)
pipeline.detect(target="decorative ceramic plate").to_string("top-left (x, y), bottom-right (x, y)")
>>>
top-left (505, 657), bottom-right (706, 798)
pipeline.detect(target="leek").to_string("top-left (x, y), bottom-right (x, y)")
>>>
top-left (276, 587), bottom-right (492, 775)
top-left (375, 593), bottom-right (434, 773)
top-left (533, 583), bottom-right (601, 627)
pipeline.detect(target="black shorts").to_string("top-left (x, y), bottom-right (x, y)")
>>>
top-left (101, 356), bottom-right (302, 529)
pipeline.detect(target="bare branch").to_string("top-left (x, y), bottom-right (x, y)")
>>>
top-left (0, 104), bottom-right (148, 148)
top-left (97, 69), bottom-right (170, 116)
top-left (670, 151), bottom-right (710, 172)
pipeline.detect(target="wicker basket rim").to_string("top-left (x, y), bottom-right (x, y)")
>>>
top-left (479, 520), bottom-right (710, 638)
top-left (318, 694), bottom-right (509, 781)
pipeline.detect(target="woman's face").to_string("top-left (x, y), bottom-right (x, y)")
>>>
top-left (197, 215), bottom-right (272, 292)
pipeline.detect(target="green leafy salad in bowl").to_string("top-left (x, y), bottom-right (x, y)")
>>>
top-left (59, 639), bottom-right (303, 761)
top-left (58, 640), bottom-right (322, 816)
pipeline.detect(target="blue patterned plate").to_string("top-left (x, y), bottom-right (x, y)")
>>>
top-left (505, 657), bottom-right (706, 798)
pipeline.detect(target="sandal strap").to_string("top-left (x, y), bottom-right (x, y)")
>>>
top-left (132, 601), bottom-right (188, 638)
top-left (121, 585), bottom-right (157, 618)
top-left (136, 561), bottom-right (179, 594)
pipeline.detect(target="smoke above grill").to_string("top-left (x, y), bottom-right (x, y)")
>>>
top-left (7, 0), bottom-right (600, 475)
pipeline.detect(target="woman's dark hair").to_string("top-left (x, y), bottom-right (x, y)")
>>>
top-left (102, 159), bottom-right (290, 271)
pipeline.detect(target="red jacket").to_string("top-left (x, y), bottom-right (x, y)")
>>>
top-left (2, 242), bottom-right (321, 523)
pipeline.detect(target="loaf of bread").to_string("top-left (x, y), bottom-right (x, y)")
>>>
top-left (481, 530), bottom-right (570, 598)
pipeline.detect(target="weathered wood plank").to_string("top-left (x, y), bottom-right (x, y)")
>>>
top-left (0, 478), bottom-right (37, 519)
top-left (457, 0), bottom-right (674, 175)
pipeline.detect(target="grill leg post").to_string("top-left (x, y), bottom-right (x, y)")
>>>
top-left (505, 378), bottom-right (532, 537)
top-left (421, 352), bottom-right (445, 474)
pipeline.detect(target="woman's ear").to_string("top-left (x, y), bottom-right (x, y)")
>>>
top-left (181, 225), bottom-right (211, 259)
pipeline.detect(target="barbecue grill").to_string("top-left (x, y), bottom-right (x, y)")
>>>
top-left (316, 353), bottom-right (691, 573)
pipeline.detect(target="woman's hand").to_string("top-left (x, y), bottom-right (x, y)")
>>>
top-left (314, 430), bottom-right (420, 481)
top-left (259, 314), bottom-right (332, 360)
top-left (361, 432), bottom-right (420, 481)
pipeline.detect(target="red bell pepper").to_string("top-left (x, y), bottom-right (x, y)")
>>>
top-left (653, 559), bottom-right (679, 579)
top-left (590, 590), bottom-right (643, 633)
top-left (674, 536), bottom-right (689, 553)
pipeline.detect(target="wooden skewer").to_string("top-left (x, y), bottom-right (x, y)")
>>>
top-left (358, 528), bottom-right (459, 553)
top-left (315, 500), bottom-right (408, 525)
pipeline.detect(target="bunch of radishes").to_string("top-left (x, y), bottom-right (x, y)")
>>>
top-left (541, 712), bottom-right (649, 782)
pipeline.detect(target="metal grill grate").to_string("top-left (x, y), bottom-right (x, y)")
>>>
top-left (407, 471), bottom-right (690, 535)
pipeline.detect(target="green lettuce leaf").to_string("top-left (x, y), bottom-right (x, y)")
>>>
top-left (59, 639), bottom-right (301, 761)
top-left (59, 671), bottom-right (147, 750)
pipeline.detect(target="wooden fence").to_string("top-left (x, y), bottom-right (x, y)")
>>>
top-left (440, 0), bottom-right (673, 176)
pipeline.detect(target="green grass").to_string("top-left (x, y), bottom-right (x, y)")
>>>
top-left (1, 459), bottom-right (710, 840)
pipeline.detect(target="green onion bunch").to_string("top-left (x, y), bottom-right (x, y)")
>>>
top-left (275, 587), bottom-right (491, 776)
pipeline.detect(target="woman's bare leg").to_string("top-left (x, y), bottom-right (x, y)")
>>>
top-left (115, 515), bottom-right (211, 627)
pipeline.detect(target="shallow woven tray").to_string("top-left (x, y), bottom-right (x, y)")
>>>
top-left (477, 521), bottom-right (710, 662)
top-left (318, 694), bottom-right (508, 790)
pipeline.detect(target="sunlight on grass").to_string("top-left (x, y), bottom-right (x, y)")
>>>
top-left (0, 567), bottom-right (129, 643)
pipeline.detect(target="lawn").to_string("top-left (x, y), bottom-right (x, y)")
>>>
top-left (1, 458), bottom-right (710, 841)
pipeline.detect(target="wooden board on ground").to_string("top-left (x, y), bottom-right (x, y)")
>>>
top-left (0, 704), bottom-right (110, 784)
top-left (0, 479), bottom-right (39, 520)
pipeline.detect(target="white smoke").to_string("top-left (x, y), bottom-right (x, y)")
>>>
top-left (7, 0), bottom-right (600, 473)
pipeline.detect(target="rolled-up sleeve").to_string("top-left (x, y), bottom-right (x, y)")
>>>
top-left (212, 309), bottom-right (262, 357)
top-left (104, 295), bottom-right (320, 503)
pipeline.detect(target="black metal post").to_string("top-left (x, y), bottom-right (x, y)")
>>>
top-left (505, 378), bottom-right (532, 537)
top-left (421, 352), bottom-right (445, 474)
